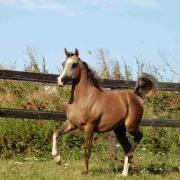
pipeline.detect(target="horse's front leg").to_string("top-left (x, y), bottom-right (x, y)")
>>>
top-left (82, 126), bottom-right (94, 176)
top-left (52, 120), bottom-right (76, 164)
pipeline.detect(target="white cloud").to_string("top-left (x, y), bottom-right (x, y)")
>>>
top-left (66, 0), bottom-right (158, 14)
top-left (78, 0), bottom-right (157, 8)
top-left (0, 0), bottom-right (158, 16)
top-left (0, 0), bottom-right (76, 16)
top-left (129, 0), bottom-right (157, 8)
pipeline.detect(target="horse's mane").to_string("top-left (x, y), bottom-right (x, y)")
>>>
top-left (68, 52), bottom-right (102, 90)
top-left (82, 61), bottom-right (102, 90)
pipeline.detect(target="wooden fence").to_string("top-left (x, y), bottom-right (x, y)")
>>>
top-left (0, 69), bottom-right (180, 159)
top-left (0, 69), bottom-right (180, 90)
top-left (0, 108), bottom-right (180, 127)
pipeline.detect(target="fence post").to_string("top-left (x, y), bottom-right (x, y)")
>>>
top-left (108, 87), bottom-right (117, 160)
top-left (108, 131), bottom-right (117, 160)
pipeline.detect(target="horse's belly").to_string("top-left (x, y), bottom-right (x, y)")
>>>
top-left (96, 121), bottom-right (122, 132)
top-left (96, 113), bottom-right (125, 132)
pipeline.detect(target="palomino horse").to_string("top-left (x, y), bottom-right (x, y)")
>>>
top-left (52, 48), bottom-right (157, 176)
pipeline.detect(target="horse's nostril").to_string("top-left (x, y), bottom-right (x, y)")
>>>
top-left (58, 76), bottom-right (72, 85)
top-left (61, 77), bottom-right (64, 82)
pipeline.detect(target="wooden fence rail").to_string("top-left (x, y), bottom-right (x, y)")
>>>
top-left (0, 108), bottom-right (180, 127)
top-left (0, 70), bottom-right (180, 91)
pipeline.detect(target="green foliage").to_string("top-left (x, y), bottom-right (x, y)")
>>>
top-left (0, 49), bottom-right (179, 161)
top-left (0, 118), bottom-right (58, 158)
top-left (96, 49), bottom-right (132, 80)
top-left (24, 48), bottom-right (48, 73)
top-left (145, 91), bottom-right (180, 119)
top-left (112, 60), bottom-right (121, 80)
top-left (140, 127), bottom-right (179, 154)
top-left (121, 56), bottom-right (132, 80)
top-left (97, 49), bottom-right (111, 79)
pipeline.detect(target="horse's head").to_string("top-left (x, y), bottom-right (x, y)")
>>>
top-left (58, 48), bottom-right (81, 86)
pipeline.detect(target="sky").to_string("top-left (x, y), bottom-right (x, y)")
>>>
top-left (0, 0), bottom-right (180, 81)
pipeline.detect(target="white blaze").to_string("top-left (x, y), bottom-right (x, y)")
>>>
top-left (58, 57), bottom-right (74, 86)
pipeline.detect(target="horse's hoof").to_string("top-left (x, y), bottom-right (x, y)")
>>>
top-left (54, 155), bottom-right (62, 165)
top-left (52, 151), bottom-right (57, 156)
top-left (82, 171), bottom-right (88, 176)
top-left (121, 172), bottom-right (128, 177)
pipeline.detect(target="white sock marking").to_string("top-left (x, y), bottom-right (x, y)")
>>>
top-left (52, 134), bottom-right (57, 156)
top-left (122, 156), bottom-right (130, 176)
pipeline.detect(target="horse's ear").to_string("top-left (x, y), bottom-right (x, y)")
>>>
top-left (74, 48), bottom-right (79, 57)
top-left (64, 48), bottom-right (70, 57)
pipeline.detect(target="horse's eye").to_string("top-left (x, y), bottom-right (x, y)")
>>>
top-left (72, 63), bottom-right (78, 69)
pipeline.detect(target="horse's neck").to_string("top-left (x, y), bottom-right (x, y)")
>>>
top-left (70, 65), bottom-right (100, 104)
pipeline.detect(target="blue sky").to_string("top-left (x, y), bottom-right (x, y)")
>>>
top-left (0, 0), bottom-right (180, 81)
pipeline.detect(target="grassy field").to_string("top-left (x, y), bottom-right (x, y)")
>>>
top-left (0, 151), bottom-right (180, 180)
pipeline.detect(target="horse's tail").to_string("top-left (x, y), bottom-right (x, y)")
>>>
top-left (134, 72), bottom-right (158, 98)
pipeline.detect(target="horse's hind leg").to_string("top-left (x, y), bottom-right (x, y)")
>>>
top-left (114, 124), bottom-right (131, 155)
top-left (114, 122), bottom-right (143, 176)
top-left (120, 129), bottom-right (143, 176)
top-left (126, 129), bottom-right (143, 160)
top-left (114, 124), bottom-right (132, 176)
top-left (52, 120), bottom-right (76, 164)
top-left (121, 119), bottom-right (143, 176)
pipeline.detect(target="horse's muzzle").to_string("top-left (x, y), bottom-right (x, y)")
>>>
top-left (57, 75), bottom-right (72, 86)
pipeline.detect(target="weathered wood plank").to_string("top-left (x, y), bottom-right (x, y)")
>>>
top-left (0, 108), bottom-right (66, 121)
top-left (0, 108), bottom-right (180, 127)
top-left (141, 118), bottom-right (180, 127)
top-left (0, 70), bottom-right (58, 83)
top-left (0, 70), bottom-right (180, 91)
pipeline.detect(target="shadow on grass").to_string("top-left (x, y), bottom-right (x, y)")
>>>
top-left (89, 161), bottom-right (180, 176)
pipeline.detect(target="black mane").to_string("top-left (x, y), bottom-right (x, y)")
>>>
top-left (82, 61), bottom-right (102, 90)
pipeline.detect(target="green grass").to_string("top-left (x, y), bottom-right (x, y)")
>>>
top-left (0, 151), bottom-right (179, 180)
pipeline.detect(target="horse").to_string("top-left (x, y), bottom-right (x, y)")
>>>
top-left (52, 48), bottom-right (157, 176)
